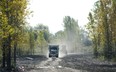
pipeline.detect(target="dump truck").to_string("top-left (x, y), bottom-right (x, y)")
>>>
top-left (49, 45), bottom-right (59, 57)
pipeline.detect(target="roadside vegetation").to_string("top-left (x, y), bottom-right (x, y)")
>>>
top-left (0, 0), bottom-right (116, 72)
top-left (86, 0), bottom-right (116, 61)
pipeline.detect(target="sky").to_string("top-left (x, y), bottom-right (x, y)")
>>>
top-left (27, 0), bottom-right (97, 34)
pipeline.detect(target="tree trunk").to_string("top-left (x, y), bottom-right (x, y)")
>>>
top-left (93, 37), bottom-right (98, 58)
top-left (2, 42), bottom-right (6, 68)
top-left (6, 35), bottom-right (11, 72)
top-left (14, 42), bottom-right (17, 67)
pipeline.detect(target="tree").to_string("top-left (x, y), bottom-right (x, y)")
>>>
top-left (28, 27), bottom-right (35, 55)
top-left (63, 16), bottom-right (80, 53)
top-left (34, 24), bottom-right (50, 54)
top-left (0, 0), bottom-right (29, 71)
top-left (51, 30), bottom-right (65, 45)
top-left (86, 0), bottom-right (116, 60)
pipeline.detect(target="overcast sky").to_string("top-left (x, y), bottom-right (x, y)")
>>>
top-left (27, 0), bottom-right (97, 34)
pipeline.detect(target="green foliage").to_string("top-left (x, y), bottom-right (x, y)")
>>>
top-left (33, 24), bottom-right (50, 54)
top-left (86, 0), bottom-right (116, 60)
top-left (63, 16), bottom-right (81, 53)
top-left (0, 0), bottom-right (30, 69)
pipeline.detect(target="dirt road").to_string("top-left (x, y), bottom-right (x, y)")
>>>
top-left (26, 58), bottom-right (85, 72)
top-left (17, 55), bottom-right (87, 72)
top-left (17, 54), bottom-right (116, 72)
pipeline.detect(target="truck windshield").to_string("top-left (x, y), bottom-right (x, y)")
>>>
top-left (50, 47), bottom-right (58, 54)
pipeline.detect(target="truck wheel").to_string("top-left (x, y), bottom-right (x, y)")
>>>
top-left (49, 54), bottom-right (51, 57)
top-left (56, 55), bottom-right (58, 58)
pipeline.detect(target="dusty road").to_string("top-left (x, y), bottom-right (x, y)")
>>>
top-left (17, 55), bottom-right (87, 72)
top-left (26, 58), bottom-right (85, 72)
top-left (17, 54), bottom-right (116, 72)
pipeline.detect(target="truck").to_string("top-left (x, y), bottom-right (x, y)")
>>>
top-left (48, 45), bottom-right (59, 58)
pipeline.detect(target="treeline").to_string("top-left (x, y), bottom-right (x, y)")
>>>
top-left (0, 0), bottom-right (30, 71)
top-left (16, 24), bottom-right (50, 56)
top-left (86, 0), bottom-right (116, 60)
top-left (52, 16), bottom-right (92, 53)
top-left (0, 0), bottom-right (92, 71)
top-left (0, 0), bottom-right (51, 71)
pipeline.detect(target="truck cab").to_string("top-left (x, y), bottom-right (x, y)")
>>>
top-left (49, 45), bottom-right (59, 58)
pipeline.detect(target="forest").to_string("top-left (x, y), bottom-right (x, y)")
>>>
top-left (86, 0), bottom-right (116, 60)
top-left (0, 0), bottom-right (116, 72)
